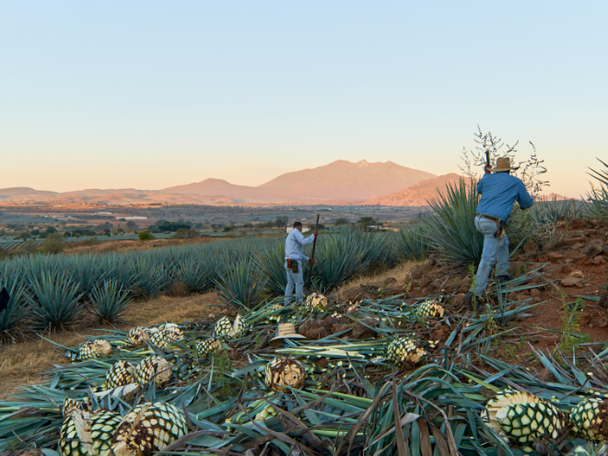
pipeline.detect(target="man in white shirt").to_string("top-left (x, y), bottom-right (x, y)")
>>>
top-left (284, 221), bottom-right (319, 306)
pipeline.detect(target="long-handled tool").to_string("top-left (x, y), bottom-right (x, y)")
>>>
top-left (304, 214), bottom-right (320, 293)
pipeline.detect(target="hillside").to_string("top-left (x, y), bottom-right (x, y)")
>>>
top-left (162, 160), bottom-right (435, 203)
top-left (0, 187), bottom-right (58, 201)
top-left (363, 173), bottom-right (467, 206)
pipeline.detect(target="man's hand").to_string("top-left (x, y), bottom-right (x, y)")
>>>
top-left (484, 165), bottom-right (492, 174)
top-left (309, 258), bottom-right (315, 265)
top-left (313, 231), bottom-right (319, 237)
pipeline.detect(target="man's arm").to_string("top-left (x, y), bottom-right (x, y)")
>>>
top-left (516, 181), bottom-right (535, 209)
top-left (295, 229), bottom-right (316, 246)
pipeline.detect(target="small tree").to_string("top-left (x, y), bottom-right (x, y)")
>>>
top-left (126, 221), bottom-right (138, 230)
top-left (15, 240), bottom-right (39, 256)
top-left (174, 228), bottom-right (200, 239)
top-left (16, 232), bottom-right (31, 241)
top-left (335, 218), bottom-right (349, 226)
top-left (43, 233), bottom-right (65, 254)
top-left (138, 231), bottom-right (155, 241)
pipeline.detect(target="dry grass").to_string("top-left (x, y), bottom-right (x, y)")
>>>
top-left (332, 261), bottom-right (419, 302)
top-left (0, 292), bottom-right (227, 400)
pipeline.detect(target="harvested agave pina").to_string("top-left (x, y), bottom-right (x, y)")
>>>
top-left (149, 324), bottom-right (184, 348)
top-left (416, 300), bottom-right (445, 319)
top-left (62, 397), bottom-right (91, 417)
top-left (195, 338), bottom-right (223, 359)
top-left (79, 340), bottom-right (112, 361)
top-left (58, 409), bottom-right (94, 456)
top-left (305, 293), bottom-right (329, 311)
top-left (89, 409), bottom-right (122, 456)
top-left (133, 356), bottom-right (172, 388)
top-left (126, 326), bottom-right (158, 345)
top-left (264, 356), bottom-right (306, 392)
top-left (265, 303), bottom-right (284, 322)
top-left (110, 402), bottom-right (188, 456)
top-left (102, 360), bottom-right (136, 393)
top-left (570, 397), bottom-right (608, 443)
top-left (386, 337), bottom-right (427, 366)
top-left (214, 314), bottom-right (250, 339)
top-left (484, 390), bottom-right (569, 451)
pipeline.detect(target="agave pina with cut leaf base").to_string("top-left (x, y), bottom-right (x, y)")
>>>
top-left (305, 293), bottom-right (329, 312)
top-left (386, 337), bottom-right (427, 366)
top-left (133, 356), bottom-right (172, 388)
top-left (79, 340), bottom-right (112, 361)
top-left (265, 356), bottom-right (306, 392)
top-left (484, 389), bottom-right (569, 452)
top-left (149, 324), bottom-right (184, 348)
top-left (416, 299), bottom-right (445, 319)
top-left (102, 360), bottom-right (138, 399)
top-left (58, 409), bottom-right (94, 456)
top-left (126, 326), bottom-right (158, 345)
top-left (570, 397), bottom-right (608, 443)
top-left (195, 338), bottom-right (224, 359)
top-left (90, 409), bottom-right (122, 456)
top-left (214, 314), bottom-right (250, 339)
top-left (110, 402), bottom-right (188, 456)
top-left (62, 397), bottom-right (92, 417)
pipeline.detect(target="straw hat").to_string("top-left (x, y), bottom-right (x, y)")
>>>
top-left (271, 323), bottom-right (306, 341)
top-left (492, 156), bottom-right (519, 173)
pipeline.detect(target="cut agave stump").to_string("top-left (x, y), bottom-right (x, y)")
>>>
top-left (386, 337), bottom-right (427, 366)
top-left (79, 339), bottom-right (112, 361)
top-left (59, 409), bottom-right (121, 456)
top-left (133, 356), bottom-right (172, 389)
top-left (571, 397), bottom-right (608, 443)
top-left (110, 402), bottom-right (188, 456)
top-left (485, 390), bottom-right (568, 452)
top-left (265, 356), bottom-right (306, 392)
top-left (305, 293), bottom-right (329, 312)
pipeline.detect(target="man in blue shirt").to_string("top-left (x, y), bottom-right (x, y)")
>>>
top-left (464, 157), bottom-right (535, 309)
top-left (284, 222), bottom-right (319, 306)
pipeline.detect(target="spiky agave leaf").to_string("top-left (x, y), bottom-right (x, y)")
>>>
top-left (485, 390), bottom-right (569, 452)
top-left (0, 278), bottom-right (28, 343)
top-left (265, 356), bottom-right (306, 392)
top-left (213, 260), bottom-right (268, 310)
top-left (89, 279), bottom-right (132, 323)
top-left (110, 402), bottom-right (188, 456)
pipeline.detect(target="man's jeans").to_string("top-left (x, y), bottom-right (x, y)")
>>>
top-left (474, 216), bottom-right (510, 297)
top-left (285, 261), bottom-right (304, 306)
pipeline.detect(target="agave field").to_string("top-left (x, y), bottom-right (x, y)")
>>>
top-left (2, 270), bottom-right (608, 456)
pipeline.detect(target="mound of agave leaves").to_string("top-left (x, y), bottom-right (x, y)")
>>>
top-left (2, 271), bottom-right (608, 456)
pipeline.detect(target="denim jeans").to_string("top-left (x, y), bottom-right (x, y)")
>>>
top-left (284, 261), bottom-right (304, 306)
top-left (474, 216), bottom-right (510, 297)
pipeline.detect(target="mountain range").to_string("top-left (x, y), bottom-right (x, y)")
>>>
top-left (0, 160), bottom-right (443, 206)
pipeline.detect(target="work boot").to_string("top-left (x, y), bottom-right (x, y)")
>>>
top-left (496, 274), bottom-right (515, 282)
top-left (463, 292), bottom-right (482, 311)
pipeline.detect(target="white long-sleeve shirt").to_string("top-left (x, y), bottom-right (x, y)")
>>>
top-left (284, 229), bottom-right (315, 263)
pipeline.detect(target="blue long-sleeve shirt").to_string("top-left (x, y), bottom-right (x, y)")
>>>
top-left (476, 172), bottom-right (534, 222)
top-left (285, 229), bottom-right (315, 263)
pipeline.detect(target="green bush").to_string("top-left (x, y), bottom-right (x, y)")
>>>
top-left (422, 179), bottom-right (484, 265)
top-left (42, 233), bottom-right (65, 254)
top-left (0, 279), bottom-right (28, 343)
top-left (138, 231), bottom-right (155, 241)
top-left (174, 228), bottom-right (200, 239)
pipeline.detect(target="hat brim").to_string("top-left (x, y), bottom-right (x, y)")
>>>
top-left (271, 333), bottom-right (307, 341)
top-left (491, 166), bottom-right (520, 172)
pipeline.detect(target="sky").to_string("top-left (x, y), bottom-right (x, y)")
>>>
top-left (0, 1), bottom-right (606, 197)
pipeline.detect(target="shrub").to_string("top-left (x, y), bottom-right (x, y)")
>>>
top-left (25, 273), bottom-right (84, 331)
top-left (14, 240), bottom-right (40, 256)
top-left (89, 279), bottom-right (131, 323)
top-left (43, 233), bottom-right (65, 254)
top-left (174, 228), bottom-right (200, 239)
top-left (0, 279), bottom-right (28, 343)
top-left (214, 260), bottom-right (268, 310)
top-left (138, 231), bottom-right (155, 241)
top-left (422, 179), bottom-right (483, 265)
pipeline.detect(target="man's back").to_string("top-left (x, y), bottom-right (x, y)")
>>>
top-left (476, 173), bottom-right (534, 222)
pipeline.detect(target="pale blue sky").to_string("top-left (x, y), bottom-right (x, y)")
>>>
top-left (0, 1), bottom-right (606, 196)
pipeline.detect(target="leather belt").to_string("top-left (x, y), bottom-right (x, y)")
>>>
top-left (476, 213), bottom-right (501, 223)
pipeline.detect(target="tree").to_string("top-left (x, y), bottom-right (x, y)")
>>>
top-left (126, 221), bottom-right (138, 230)
top-left (358, 216), bottom-right (375, 229)
top-left (138, 231), bottom-right (155, 241)
top-left (43, 233), bottom-right (65, 254)
top-left (335, 218), bottom-right (350, 226)
top-left (16, 232), bottom-right (31, 241)
top-left (15, 240), bottom-right (39, 256)
top-left (174, 228), bottom-right (200, 239)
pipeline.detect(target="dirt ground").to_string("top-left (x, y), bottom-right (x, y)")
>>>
top-left (0, 292), bottom-right (227, 399)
